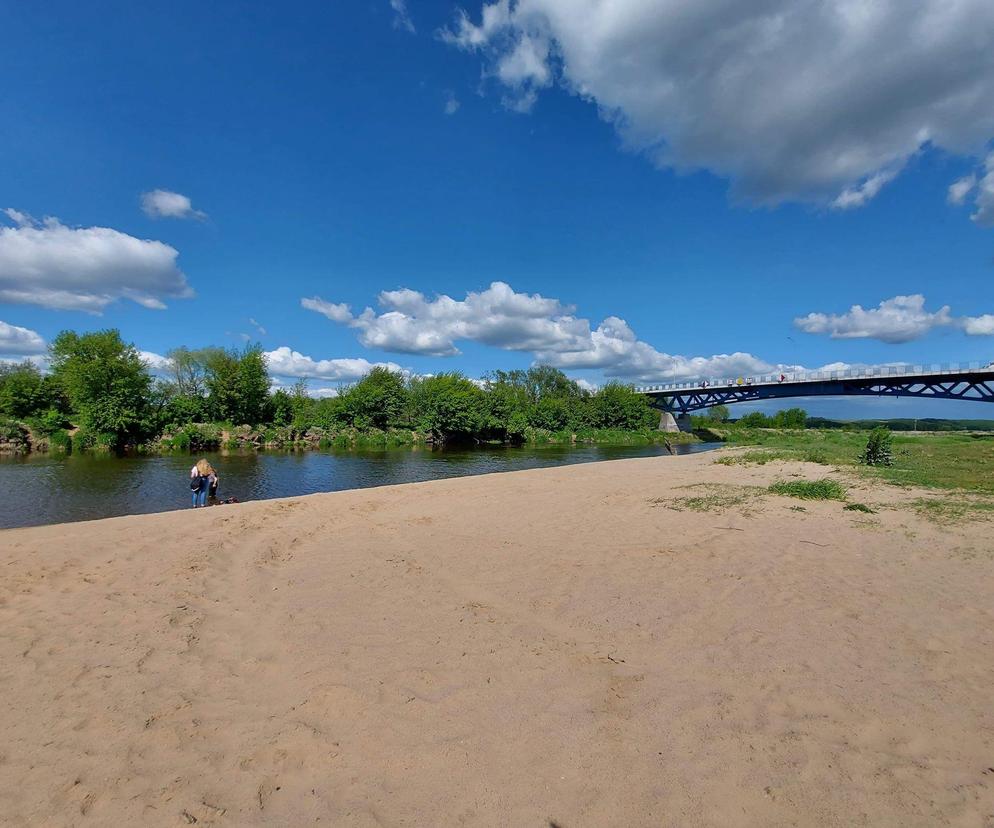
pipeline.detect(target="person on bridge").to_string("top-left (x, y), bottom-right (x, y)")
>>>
top-left (779, 373), bottom-right (786, 383)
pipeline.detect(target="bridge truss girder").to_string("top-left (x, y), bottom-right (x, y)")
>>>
top-left (650, 375), bottom-right (994, 414)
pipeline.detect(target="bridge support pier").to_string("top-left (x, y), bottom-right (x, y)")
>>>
top-left (659, 411), bottom-right (693, 432)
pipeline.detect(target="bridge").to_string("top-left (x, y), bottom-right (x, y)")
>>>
top-left (634, 361), bottom-right (994, 431)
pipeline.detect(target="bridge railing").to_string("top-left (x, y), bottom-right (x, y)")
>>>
top-left (634, 360), bottom-right (994, 394)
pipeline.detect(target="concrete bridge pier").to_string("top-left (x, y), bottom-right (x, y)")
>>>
top-left (659, 411), bottom-right (693, 432)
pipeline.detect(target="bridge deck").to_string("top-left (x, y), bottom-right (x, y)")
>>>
top-left (635, 361), bottom-right (994, 397)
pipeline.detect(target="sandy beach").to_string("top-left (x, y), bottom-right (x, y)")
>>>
top-left (2, 451), bottom-right (993, 826)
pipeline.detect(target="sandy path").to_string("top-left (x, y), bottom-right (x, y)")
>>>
top-left (1, 452), bottom-right (993, 826)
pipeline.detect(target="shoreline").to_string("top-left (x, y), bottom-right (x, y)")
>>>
top-left (2, 452), bottom-right (992, 824)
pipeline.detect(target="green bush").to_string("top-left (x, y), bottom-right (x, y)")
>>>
top-left (859, 427), bottom-right (893, 466)
top-left (47, 429), bottom-right (72, 453)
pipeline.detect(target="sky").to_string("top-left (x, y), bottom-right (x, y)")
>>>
top-left (1, 0), bottom-right (993, 418)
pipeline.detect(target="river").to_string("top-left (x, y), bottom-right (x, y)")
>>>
top-left (0, 441), bottom-right (719, 529)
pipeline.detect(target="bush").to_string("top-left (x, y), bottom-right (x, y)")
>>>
top-left (859, 427), bottom-right (893, 466)
top-left (47, 429), bottom-right (72, 453)
top-left (409, 374), bottom-right (485, 441)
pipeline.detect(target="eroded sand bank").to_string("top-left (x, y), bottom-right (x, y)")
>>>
top-left (2, 452), bottom-right (992, 826)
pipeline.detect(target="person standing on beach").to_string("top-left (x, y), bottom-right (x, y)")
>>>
top-left (190, 458), bottom-right (217, 508)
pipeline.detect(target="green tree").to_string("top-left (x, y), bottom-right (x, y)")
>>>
top-left (337, 367), bottom-right (408, 430)
top-left (773, 407), bottom-right (808, 429)
top-left (0, 362), bottom-right (50, 419)
top-left (737, 411), bottom-right (772, 427)
top-left (589, 383), bottom-right (656, 430)
top-left (200, 345), bottom-right (271, 424)
top-left (705, 404), bottom-right (730, 423)
top-left (408, 373), bottom-right (485, 441)
top-left (49, 329), bottom-right (154, 448)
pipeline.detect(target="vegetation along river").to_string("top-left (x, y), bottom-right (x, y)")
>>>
top-left (0, 442), bottom-right (720, 529)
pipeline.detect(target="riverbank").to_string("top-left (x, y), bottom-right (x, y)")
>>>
top-left (0, 418), bottom-right (699, 455)
top-left (3, 452), bottom-right (992, 825)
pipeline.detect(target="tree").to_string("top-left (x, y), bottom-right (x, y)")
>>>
top-left (49, 329), bottom-right (154, 448)
top-left (200, 345), bottom-right (271, 424)
top-left (0, 362), bottom-right (49, 419)
top-left (773, 407), bottom-right (808, 429)
top-left (589, 383), bottom-right (657, 430)
top-left (737, 411), bottom-right (771, 427)
top-left (337, 367), bottom-right (408, 430)
top-left (408, 373), bottom-right (485, 441)
top-left (705, 404), bottom-right (730, 423)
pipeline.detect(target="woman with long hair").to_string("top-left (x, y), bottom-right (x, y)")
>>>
top-left (189, 458), bottom-right (217, 508)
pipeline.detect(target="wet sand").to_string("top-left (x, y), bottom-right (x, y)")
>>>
top-left (2, 452), bottom-right (992, 826)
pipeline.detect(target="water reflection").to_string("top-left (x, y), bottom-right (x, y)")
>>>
top-left (0, 442), bottom-right (718, 529)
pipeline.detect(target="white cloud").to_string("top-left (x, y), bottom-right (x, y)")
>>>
top-left (390, 0), bottom-right (415, 33)
top-left (831, 170), bottom-right (897, 211)
top-left (0, 320), bottom-right (47, 355)
top-left (305, 281), bottom-right (588, 357)
top-left (947, 153), bottom-right (994, 226)
top-left (948, 175), bottom-right (977, 205)
top-left (444, 90), bottom-right (461, 115)
top-left (962, 314), bottom-right (994, 336)
top-left (301, 296), bottom-right (353, 323)
top-left (534, 315), bottom-right (774, 381)
top-left (249, 317), bottom-right (267, 336)
top-left (139, 350), bottom-right (173, 372)
top-left (795, 295), bottom-right (954, 343)
top-left (140, 190), bottom-right (207, 221)
top-left (305, 280), bottom-right (774, 382)
top-left (442, 1), bottom-right (994, 206)
top-left (264, 346), bottom-right (406, 381)
top-left (0, 210), bottom-right (193, 312)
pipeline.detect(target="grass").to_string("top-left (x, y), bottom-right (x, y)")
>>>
top-left (913, 497), bottom-right (994, 524)
top-left (768, 478), bottom-right (848, 500)
top-left (720, 427), bottom-right (994, 494)
top-left (655, 483), bottom-right (765, 513)
top-left (715, 448), bottom-right (829, 466)
top-left (843, 502), bottom-right (875, 513)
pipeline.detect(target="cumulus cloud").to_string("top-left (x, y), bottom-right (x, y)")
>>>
top-left (390, 0), bottom-right (415, 33)
top-left (442, 0), bottom-right (994, 206)
top-left (0, 210), bottom-right (193, 312)
top-left (304, 281), bottom-right (588, 357)
top-left (139, 350), bottom-right (173, 372)
top-left (0, 320), bottom-right (47, 356)
top-left (140, 190), bottom-right (207, 221)
top-left (264, 346), bottom-right (406, 381)
top-left (795, 295), bottom-right (956, 343)
top-left (962, 314), bottom-right (994, 336)
top-left (305, 281), bottom-right (773, 382)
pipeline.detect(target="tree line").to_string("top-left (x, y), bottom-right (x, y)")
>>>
top-left (0, 328), bottom-right (659, 451)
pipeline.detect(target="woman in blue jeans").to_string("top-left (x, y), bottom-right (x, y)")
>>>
top-left (190, 458), bottom-right (217, 508)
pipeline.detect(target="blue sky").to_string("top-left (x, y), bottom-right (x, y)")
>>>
top-left (1, 0), bottom-right (993, 417)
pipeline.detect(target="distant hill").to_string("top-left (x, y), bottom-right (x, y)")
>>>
top-left (805, 417), bottom-right (994, 432)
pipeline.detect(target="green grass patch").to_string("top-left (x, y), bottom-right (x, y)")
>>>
top-left (768, 478), bottom-right (847, 501)
top-left (656, 483), bottom-right (765, 513)
top-left (913, 497), bottom-right (994, 524)
top-left (720, 427), bottom-right (994, 494)
top-left (844, 502), bottom-right (875, 513)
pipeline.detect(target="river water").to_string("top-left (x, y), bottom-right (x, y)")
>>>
top-left (0, 441), bottom-right (719, 530)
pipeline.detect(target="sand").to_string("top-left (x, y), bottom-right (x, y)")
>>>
top-left (1, 451), bottom-right (993, 826)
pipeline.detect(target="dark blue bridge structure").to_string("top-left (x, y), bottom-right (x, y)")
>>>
top-left (635, 361), bottom-right (994, 430)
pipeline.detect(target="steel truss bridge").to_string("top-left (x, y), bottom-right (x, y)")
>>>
top-left (635, 361), bottom-right (994, 420)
